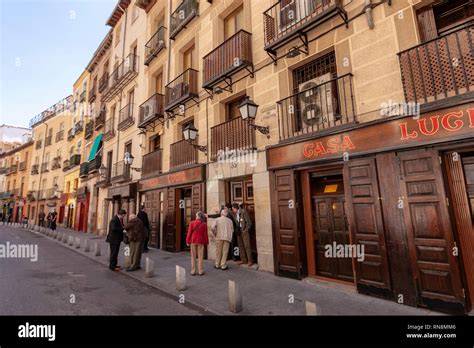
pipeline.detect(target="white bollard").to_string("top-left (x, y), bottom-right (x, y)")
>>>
top-left (229, 280), bottom-right (243, 313)
top-left (84, 239), bottom-right (90, 252)
top-left (94, 242), bottom-right (101, 257)
top-left (145, 257), bottom-right (154, 278)
top-left (68, 236), bottom-right (74, 246)
top-left (305, 301), bottom-right (319, 316)
top-left (75, 237), bottom-right (81, 249)
top-left (176, 265), bottom-right (186, 291)
top-left (62, 233), bottom-right (68, 243)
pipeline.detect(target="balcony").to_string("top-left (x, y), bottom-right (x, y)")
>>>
top-left (67, 128), bottom-right (75, 140)
top-left (142, 149), bottom-right (162, 178)
top-left (35, 140), bottom-right (42, 149)
top-left (51, 157), bottom-right (61, 170)
top-left (118, 103), bottom-right (135, 131)
top-left (79, 162), bottom-right (89, 178)
top-left (88, 154), bottom-right (102, 174)
top-left (263, 0), bottom-right (347, 53)
top-left (31, 164), bottom-right (39, 175)
top-left (0, 167), bottom-right (7, 174)
top-left (136, 0), bottom-right (153, 10)
top-left (145, 26), bottom-right (166, 66)
top-left (40, 162), bottom-right (49, 173)
top-left (45, 135), bottom-right (52, 147)
top-left (95, 108), bottom-right (106, 129)
top-left (111, 161), bottom-right (131, 183)
top-left (75, 120), bottom-right (84, 133)
top-left (211, 117), bottom-right (256, 161)
top-left (104, 118), bottom-right (115, 140)
top-left (19, 161), bottom-right (26, 171)
top-left (62, 160), bottom-right (70, 172)
top-left (170, 0), bottom-right (198, 40)
top-left (203, 30), bottom-right (253, 90)
top-left (101, 54), bottom-right (139, 102)
top-left (46, 188), bottom-right (58, 199)
top-left (7, 164), bottom-right (18, 175)
top-left (89, 85), bottom-right (97, 103)
top-left (398, 22), bottom-right (474, 109)
top-left (165, 69), bottom-right (199, 112)
top-left (138, 93), bottom-right (165, 130)
top-left (0, 192), bottom-right (12, 199)
top-left (80, 90), bottom-right (86, 102)
top-left (69, 154), bottom-right (81, 167)
top-left (26, 191), bottom-right (36, 201)
top-left (38, 190), bottom-right (47, 200)
top-left (85, 121), bottom-right (94, 139)
top-left (98, 73), bottom-right (109, 93)
top-left (55, 130), bottom-right (64, 142)
top-left (170, 139), bottom-right (197, 170)
top-left (277, 73), bottom-right (356, 142)
top-left (12, 188), bottom-right (20, 197)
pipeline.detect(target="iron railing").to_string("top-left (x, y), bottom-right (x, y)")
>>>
top-left (170, 0), bottom-right (198, 40)
top-left (101, 54), bottom-right (139, 102)
top-left (55, 130), bottom-right (64, 142)
top-left (142, 149), bottom-right (163, 177)
top-left (80, 162), bottom-right (89, 178)
top-left (139, 93), bottom-right (165, 128)
top-left (31, 164), bottom-right (39, 175)
top-left (98, 72), bottom-right (109, 92)
top-left (45, 135), bottom-right (52, 147)
top-left (398, 22), bottom-right (474, 105)
top-left (85, 121), bottom-right (94, 139)
top-left (118, 103), bottom-right (135, 131)
top-left (145, 26), bottom-right (166, 65)
top-left (112, 161), bottom-right (131, 182)
top-left (170, 139), bottom-right (197, 169)
top-left (277, 73), bottom-right (356, 141)
top-left (211, 117), bottom-right (256, 161)
top-left (95, 108), bottom-right (106, 129)
top-left (104, 118), bottom-right (115, 140)
top-left (165, 68), bottom-right (199, 112)
top-left (40, 163), bottom-right (48, 173)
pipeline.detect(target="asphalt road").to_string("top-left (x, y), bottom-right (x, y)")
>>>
top-left (0, 225), bottom-right (204, 315)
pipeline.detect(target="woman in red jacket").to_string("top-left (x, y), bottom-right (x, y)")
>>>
top-left (186, 211), bottom-right (209, 276)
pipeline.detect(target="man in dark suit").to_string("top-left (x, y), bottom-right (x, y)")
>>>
top-left (232, 203), bottom-right (253, 267)
top-left (106, 209), bottom-right (127, 271)
top-left (137, 205), bottom-right (151, 253)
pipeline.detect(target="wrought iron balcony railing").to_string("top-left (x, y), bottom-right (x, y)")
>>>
top-left (55, 130), bottom-right (64, 142)
top-left (398, 22), bottom-right (474, 108)
top-left (145, 26), bottom-right (166, 66)
top-left (118, 103), bottom-right (135, 131)
top-left (79, 162), bottom-right (89, 178)
top-left (89, 85), bottom-right (97, 103)
top-left (111, 161), bottom-right (131, 183)
top-left (40, 163), bottom-right (48, 173)
top-left (45, 135), bottom-right (52, 147)
top-left (101, 54), bottom-right (139, 102)
top-left (85, 121), bottom-right (94, 139)
top-left (165, 68), bottom-right (199, 112)
top-left (95, 108), bottom-right (106, 129)
top-left (31, 164), bottom-right (39, 175)
top-left (211, 117), bottom-right (256, 161)
top-left (203, 30), bottom-right (253, 89)
top-left (35, 140), bottom-right (42, 149)
top-left (75, 120), bottom-right (84, 133)
top-left (104, 118), bottom-right (115, 140)
top-left (19, 161), bottom-right (26, 171)
top-left (98, 72), bottom-right (109, 93)
top-left (88, 154), bottom-right (102, 173)
top-left (276, 73), bottom-right (356, 141)
top-left (170, 139), bottom-right (197, 170)
top-left (138, 93), bottom-right (165, 129)
top-left (142, 149), bottom-right (162, 177)
top-left (170, 0), bottom-right (198, 40)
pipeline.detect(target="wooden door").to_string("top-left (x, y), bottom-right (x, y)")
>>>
top-left (145, 190), bottom-right (161, 249)
top-left (398, 149), bottom-right (465, 311)
top-left (343, 158), bottom-right (392, 295)
top-left (314, 196), bottom-right (353, 282)
top-left (163, 188), bottom-right (177, 252)
top-left (272, 170), bottom-right (302, 279)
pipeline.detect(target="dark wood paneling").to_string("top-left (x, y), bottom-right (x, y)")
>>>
top-left (398, 149), bottom-right (465, 310)
top-left (445, 153), bottom-right (474, 308)
top-left (376, 152), bottom-right (417, 307)
top-left (163, 188), bottom-right (177, 252)
top-left (343, 158), bottom-right (392, 293)
top-left (272, 170), bottom-right (302, 279)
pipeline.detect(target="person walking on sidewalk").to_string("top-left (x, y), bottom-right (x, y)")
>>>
top-left (124, 214), bottom-right (146, 272)
top-left (106, 209), bottom-right (127, 271)
top-left (50, 210), bottom-right (57, 231)
top-left (38, 210), bottom-right (45, 227)
top-left (232, 203), bottom-right (253, 267)
top-left (186, 211), bottom-right (208, 276)
top-left (211, 209), bottom-right (234, 270)
top-left (137, 205), bottom-right (150, 253)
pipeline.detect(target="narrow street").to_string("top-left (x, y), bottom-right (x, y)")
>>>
top-left (0, 225), bottom-right (204, 315)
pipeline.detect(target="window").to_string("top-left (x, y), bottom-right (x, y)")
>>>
top-left (155, 73), bottom-right (163, 94)
top-left (183, 46), bottom-right (195, 70)
top-left (181, 120), bottom-right (194, 140)
top-left (60, 123), bottom-right (64, 131)
top-left (224, 6), bottom-right (244, 39)
top-left (73, 179), bottom-right (78, 190)
top-left (227, 96), bottom-right (248, 120)
top-left (149, 136), bottom-right (161, 152)
top-left (66, 181), bottom-right (70, 193)
top-left (53, 177), bottom-right (58, 186)
top-left (48, 129), bottom-right (53, 136)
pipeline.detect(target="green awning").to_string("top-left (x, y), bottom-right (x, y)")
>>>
top-left (88, 134), bottom-right (103, 161)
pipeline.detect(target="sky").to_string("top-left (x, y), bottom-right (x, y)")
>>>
top-left (0, 0), bottom-right (117, 128)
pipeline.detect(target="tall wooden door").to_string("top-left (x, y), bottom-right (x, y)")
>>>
top-left (163, 188), bottom-right (177, 252)
top-left (343, 158), bottom-right (392, 296)
top-left (144, 190), bottom-right (161, 249)
top-left (397, 149), bottom-right (465, 312)
top-left (314, 196), bottom-right (353, 282)
top-left (272, 170), bottom-right (302, 279)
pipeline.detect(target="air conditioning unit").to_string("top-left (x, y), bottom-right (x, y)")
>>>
top-left (279, 0), bottom-right (316, 32)
top-left (298, 72), bottom-right (335, 126)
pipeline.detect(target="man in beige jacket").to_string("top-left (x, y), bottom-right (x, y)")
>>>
top-left (211, 209), bottom-right (234, 270)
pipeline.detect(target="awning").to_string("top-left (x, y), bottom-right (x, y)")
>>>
top-left (88, 134), bottom-right (103, 161)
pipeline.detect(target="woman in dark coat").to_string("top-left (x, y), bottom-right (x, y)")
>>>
top-left (50, 210), bottom-right (57, 231)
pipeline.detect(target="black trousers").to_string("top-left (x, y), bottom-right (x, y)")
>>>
top-left (109, 242), bottom-right (121, 270)
top-left (143, 236), bottom-right (149, 251)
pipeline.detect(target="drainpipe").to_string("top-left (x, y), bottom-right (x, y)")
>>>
top-left (35, 122), bottom-right (48, 225)
top-left (167, 0), bottom-right (172, 84)
top-left (365, 0), bottom-right (374, 30)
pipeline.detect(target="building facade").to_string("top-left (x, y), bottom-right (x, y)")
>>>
top-left (18, 0), bottom-right (474, 314)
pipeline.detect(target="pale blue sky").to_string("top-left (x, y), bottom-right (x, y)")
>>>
top-left (0, 0), bottom-right (116, 128)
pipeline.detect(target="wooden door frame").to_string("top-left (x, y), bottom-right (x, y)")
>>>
top-left (300, 164), bottom-right (354, 283)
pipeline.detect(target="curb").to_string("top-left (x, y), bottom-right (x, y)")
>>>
top-left (22, 225), bottom-right (221, 315)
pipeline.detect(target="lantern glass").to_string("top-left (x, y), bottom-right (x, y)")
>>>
top-left (183, 124), bottom-right (198, 141)
top-left (239, 97), bottom-right (259, 120)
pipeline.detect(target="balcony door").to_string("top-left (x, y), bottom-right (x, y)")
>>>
top-left (224, 6), bottom-right (243, 39)
top-left (183, 45), bottom-right (195, 71)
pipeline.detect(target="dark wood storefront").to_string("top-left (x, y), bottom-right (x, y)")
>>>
top-left (268, 103), bottom-right (474, 313)
top-left (107, 182), bottom-right (138, 223)
top-left (138, 165), bottom-right (206, 252)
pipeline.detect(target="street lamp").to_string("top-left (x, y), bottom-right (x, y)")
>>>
top-left (238, 97), bottom-right (270, 138)
top-left (183, 124), bottom-right (207, 153)
top-left (124, 152), bottom-right (141, 172)
top-left (99, 164), bottom-right (108, 179)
